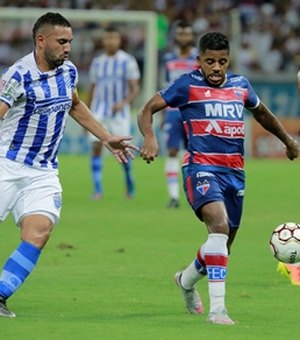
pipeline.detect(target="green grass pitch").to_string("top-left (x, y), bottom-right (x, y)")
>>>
top-left (1, 155), bottom-right (299, 339)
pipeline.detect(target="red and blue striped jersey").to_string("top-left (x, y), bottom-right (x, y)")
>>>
top-left (159, 69), bottom-right (260, 175)
top-left (163, 47), bottom-right (198, 84)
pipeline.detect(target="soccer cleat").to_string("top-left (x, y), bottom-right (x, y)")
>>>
top-left (174, 272), bottom-right (203, 314)
top-left (167, 198), bottom-right (180, 209)
top-left (208, 309), bottom-right (235, 325)
top-left (91, 192), bottom-right (102, 201)
top-left (277, 262), bottom-right (300, 286)
top-left (0, 298), bottom-right (16, 318)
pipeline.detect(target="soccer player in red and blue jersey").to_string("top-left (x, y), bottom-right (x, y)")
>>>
top-left (162, 21), bottom-right (198, 208)
top-left (138, 31), bottom-right (299, 325)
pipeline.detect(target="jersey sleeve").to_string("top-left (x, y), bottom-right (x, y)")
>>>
top-left (159, 74), bottom-right (189, 108)
top-left (126, 56), bottom-right (140, 80)
top-left (243, 77), bottom-right (260, 109)
top-left (0, 66), bottom-right (23, 107)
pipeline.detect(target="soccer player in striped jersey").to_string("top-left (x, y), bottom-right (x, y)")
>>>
top-left (162, 20), bottom-right (198, 208)
top-left (0, 12), bottom-right (138, 318)
top-left (86, 25), bottom-right (140, 200)
top-left (138, 32), bottom-right (299, 324)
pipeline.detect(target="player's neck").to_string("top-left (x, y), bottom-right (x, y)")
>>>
top-left (179, 46), bottom-right (192, 58)
top-left (34, 51), bottom-right (55, 72)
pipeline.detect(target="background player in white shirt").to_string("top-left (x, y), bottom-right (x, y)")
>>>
top-left (0, 12), bottom-right (138, 318)
top-left (87, 25), bottom-right (140, 200)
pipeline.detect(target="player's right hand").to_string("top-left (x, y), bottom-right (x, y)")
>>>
top-left (140, 135), bottom-right (159, 164)
top-left (285, 137), bottom-right (299, 160)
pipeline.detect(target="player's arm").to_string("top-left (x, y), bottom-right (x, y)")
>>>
top-left (70, 89), bottom-right (138, 163)
top-left (112, 79), bottom-right (140, 113)
top-left (137, 93), bottom-right (168, 163)
top-left (0, 101), bottom-right (9, 119)
top-left (297, 71), bottom-right (300, 96)
top-left (249, 101), bottom-right (299, 160)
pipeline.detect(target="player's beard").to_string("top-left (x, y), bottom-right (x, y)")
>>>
top-left (44, 49), bottom-right (66, 69)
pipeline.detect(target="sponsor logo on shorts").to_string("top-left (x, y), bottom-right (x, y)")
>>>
top-left (196, 180), bottom-right (210, 195)
top-left (237, 190), bottom-right (245, 196)
top-left (196, 171), bottom-right (215, 178)
top-left (53, 193), bottom-right (62, 209)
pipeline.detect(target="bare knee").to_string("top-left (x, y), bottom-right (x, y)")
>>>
top-left (200, 201), bottom-right (230, 235)
top-left (20, 214), bottom-right (54, 249)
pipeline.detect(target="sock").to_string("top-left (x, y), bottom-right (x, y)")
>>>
top-left (180, 244), bottom-right (207, 290)
top-left (204, 233), bottom-right (229, 314)
top-left (165, 157), bottom-right (179, 199)
top-left (91, 155), bottom-right (102, 194)
top-left (0, 241), bottom-right (41, 300)
top-left (122, 158), bottom-right (134, 196)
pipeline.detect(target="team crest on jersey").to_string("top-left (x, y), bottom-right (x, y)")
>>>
top-left (53, 193), bottom-right (62, 209)
top-left (196, 180), bottom-right (210, 195)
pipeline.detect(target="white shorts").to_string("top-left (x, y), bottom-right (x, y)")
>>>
top-left (89, 116), bottom-right (131, 143)
top-left (0, 157), bottom-right (62, 226)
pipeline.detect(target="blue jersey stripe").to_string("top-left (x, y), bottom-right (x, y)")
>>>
top-left (6, 71), bottom-right (35, 161)
top-left (103, 59), bottom-right (109, 117)
top-left (55, 68), bottom-right (67, 96)
top-left (40, 74), bottom-right (51, 98)
top-left (112, 58), bottom-right (118, 104)
top-left (40, 110), bottom-right (64, 168)
top-left (24, 113), bottom-right (48, 166)
top-left (121, 60), bottom-right (127, 117)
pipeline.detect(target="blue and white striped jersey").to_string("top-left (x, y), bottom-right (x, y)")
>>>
top-left (89, 49), bottom-right (140, 121)
top-left (0, 52), bottom-right (78, 170)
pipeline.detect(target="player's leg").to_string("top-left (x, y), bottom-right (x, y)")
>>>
top-left (90, 140), bottom-right (103, 200)
top-left (0, 167), bottom-right (62, 318)
top-left (110, 117), bottom-right (135, 198)
top-left (199, 201), bottom-right (234, 325)
top-left (122, 158), bottom-right (135, 198)
top-left (164, 110), bottom-right (182, 208)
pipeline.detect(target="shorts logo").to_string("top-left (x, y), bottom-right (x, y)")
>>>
top-left (196, 180), bottom-right (210, 195)
top-left (53, 193), bottom-right (62, 209)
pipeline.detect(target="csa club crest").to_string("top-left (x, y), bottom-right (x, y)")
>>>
top-left (196, 180), bottom-right (210, 195)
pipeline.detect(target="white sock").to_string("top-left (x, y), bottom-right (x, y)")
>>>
top-left (180, 244), bottom-right (207, 290)
top-left (204, 233), bottom-right (229, 314)
top-left (165, 157), bottom-right (179, 199)
top-left (180, 261), bottom-right (204, 290)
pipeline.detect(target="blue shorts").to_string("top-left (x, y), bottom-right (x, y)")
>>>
top-left (182, 165), bottom-right (245, 228)
top-left (164, 109), bottom-right (187, 150)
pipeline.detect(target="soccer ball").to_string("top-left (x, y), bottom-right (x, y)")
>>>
top-left (269, 222), bottom-right (300, 263)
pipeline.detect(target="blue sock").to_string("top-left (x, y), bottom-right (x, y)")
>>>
top-left (123, 159), bottom-right (134, 196)
top-left (91, 156), bottom-right (102, 194)
top-left (0, 241), bottom-right (41, 300)
top-left (194, 258), bottom-right (207, 276)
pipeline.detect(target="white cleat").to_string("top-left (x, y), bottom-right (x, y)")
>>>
top-left (174, 272), bottom-right (203, 314)
top-left (208, 310), bottom-right (235, 325)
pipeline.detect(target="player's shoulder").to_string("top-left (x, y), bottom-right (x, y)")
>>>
top-left (226, 72), bottom-right (251, 87)
top-left (117, 49), bottom-right (137, 61)
top-left (163, 51), bottom-right (176, 61)
top-left (0, 52), bottom-right (34, 81)
top-left (63, 59), bottom-right (78, 72)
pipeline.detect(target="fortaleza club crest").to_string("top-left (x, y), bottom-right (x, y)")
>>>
top-left (196, 180), bottom-right (210, 195)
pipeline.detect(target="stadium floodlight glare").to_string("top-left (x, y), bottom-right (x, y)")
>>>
top-left (0, 7), bottom-right (158, 102)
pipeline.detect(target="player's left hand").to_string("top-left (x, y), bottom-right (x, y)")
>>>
top-left (103, 136), bottom-right (139, 163)
top-left (285, 137), bottom-right (299, 160)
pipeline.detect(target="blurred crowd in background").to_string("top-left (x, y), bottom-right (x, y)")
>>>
top-left (0, 0), bottom-right (300, 80)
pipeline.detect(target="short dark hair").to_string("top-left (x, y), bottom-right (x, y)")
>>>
top-left (104, 25), bottom-right (121, 35)
top-left (175, 20), bottom-right (193, 31)
top-left (199, 32), bottom-right (230, 54)
top-left (32, 12), bottom-right (71, 43)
